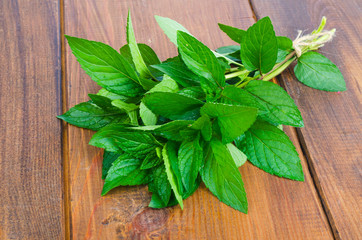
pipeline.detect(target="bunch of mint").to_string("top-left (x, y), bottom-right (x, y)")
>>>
top-left (58, 13), bottom-right (345, 213)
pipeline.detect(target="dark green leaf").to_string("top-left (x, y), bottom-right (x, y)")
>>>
top-left (152, 58), bottom-right (202, 87)
top-left (240, 17), bottom-right (278, 73)
top-left (102, 154), bottom-right (151, 195)
top-left (178, 86), bottom-right (206, 100)
top-left (102, 150), bottom-right (121, 179)
top-left (140, 150), bottom-right (162, 170)
top-left (294, 52), bottom-right (346, 91)
top-left (177, 31), bottom-right (225, 99)
top-left (178, 134), bottom-right (203, 192)
top-left (148, 164), bottom-right (172, 207)
top-left (200, 138), bottom-right (248, 213)
top-left (112, 99), bottom-right (139, 125)
top-left (191, 115), bottom-right (212, 141)
top-left (218, 23), bottom-right (246, 43)
top-left (201, 103), bottom-right (258, 144)
top-left (143, 92), bottom-right (203, 120)
top-left (221, 82), bottom-right (304, 127)
top-left (57, 101), bottom-right (126, 131)
top-left (236, 120), bottom-right (304, 181)
top-left (65, 35), bottom-right (144, 97)
top-left (277, 36), bottom-right (293, 50)
top-left (89, 125), bottom-right (161, 156)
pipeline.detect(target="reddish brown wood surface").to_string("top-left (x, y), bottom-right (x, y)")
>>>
top-left (250, 0), bottom-right (362, 239)
top-left (0, 0), bottom-right (64, 239)
top-left (63, 1), bottom-right (333, 239)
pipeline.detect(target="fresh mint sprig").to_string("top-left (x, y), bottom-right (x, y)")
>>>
top-left (58, 13), bottom-right (346, 213)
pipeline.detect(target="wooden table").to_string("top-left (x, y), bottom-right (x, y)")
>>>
top-left (0, 0), bottom-right (361, 239)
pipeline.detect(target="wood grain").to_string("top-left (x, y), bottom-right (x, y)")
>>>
top-left (0, 0), bottom-right (64, 239)
top-left (250, 0), bottom-right (362, 239)
top-left (62, 1), bottom-right (335, 239)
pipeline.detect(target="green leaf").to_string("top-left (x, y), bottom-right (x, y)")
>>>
top-left (89, 125), bottom-right (161, 156)
top-left (102, 154), bottom-right (151, 195)
top-left (191, 115), bottom-right (212, 141)
top-left (178, 134), bottom-right (203, 191)
top-left (236, 120), bottom-right (304, 181)
top-left (218, 23), bottom-right (246, 43)
top-left (155, 15), bottom-right (191, 46)
top-left (215, 45), bottom-right (240, 55)
top-left (140, 75), bottom-right (179, 126)
top-left (200, 138), bottom-right (248, 213)
top-left (201, 103), bottom-right (258, 144)
top-left (126, 11), bottom-right (157, 89)
top-left (277, 36), bottom-right (293, 50)
top-left (88, 94), bottom-right (118, 111)
top-left (277, 49), bottom-right (289, 63)
top-left (152, 59), bottom-right (202, 87)
top-left (143, 92), bottom-right (203, 120)
top-left (112, 99), bottom-right (139, 125)
top-left (65, 35), bottom-right (144, 97)
top-left (162, 143), bottom-right (184, 209)
top-left (177, 31), bottom-right (225, 99)
top-left (148, 164), bottom-right (172, 207)
top-left (226, 143), bottom-right (247, 167)
top-left (140, 150), bottom-right (162, 170)
top-left (221, 82), bottom-right (304, 127)
top-left (178, 86), bottom-right (206, 100)
top-left (96, 88), bottom-right (129, 101)
top-left (294, 52), bottom-right (346, 91)
top-left (57, 101), bottom-right (126, 131)
top-left (240, 17), bottom-right (278, 73)
top-left (102, 150), bottom-right (121, 179)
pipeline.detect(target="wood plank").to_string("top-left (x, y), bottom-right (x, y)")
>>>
top-left (0, 0), bottom-right (64, 239)
top-left (63, 0), bottom-right (333, 239)
top-left (249, 0), bottom-right (362, 239)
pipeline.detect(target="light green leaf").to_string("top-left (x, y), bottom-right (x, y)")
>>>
top-left (235, 120), bottom-right (304, 181)
top-left (102, 154), bottom-right (151, 195)
top-left (191, 115), bottom-right (212, 141)
top-left (177, 31), bottom-right (225, 99)
top-left (218, 23), bottom-right (246, 43)
top-left (226, 143), bottom-right (247, 167)
top-left (277, 36), bottom-right (293, 50)
top-left (178, 134), bottom-right (203, 191)
top-left (148, 164), bottom-right (172, 208)
top-left (65, 35), bottom-right (144, 97)
top-left (178, 86), bottom-right (206, 100)
top-left (155, 15), bottom-right (191, 45)
top-left (200, 138), bottom-right (248, 213)
top-left (201, 103), bottom-right (258, 144)
top-left (294, 52), bottom-right (346, 91)
top-left (162, 143), bottom-right (184, 209)
top-left (96, 88), bottom-right (129, 101)
top-left (127, 11), bottom-right (157, 89)
top-left (143, 92), bottom-right (203, 120)
top-left (221, 83), bottom-right (304, 127)
top-left (112, 99), bottom-right (139, 125)
top-left (240, 17), bottom-right (278, 73)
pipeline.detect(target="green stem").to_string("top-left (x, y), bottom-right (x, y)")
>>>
top-left (225, 69), bottom-right (249, 79)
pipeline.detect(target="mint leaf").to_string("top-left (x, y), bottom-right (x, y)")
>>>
top-left (140, 75), bottom-right (179, 125)
top-left (222, 82), bottom-right (304, 127)
top-left (102, 154), bottom-right (151, 195)
top-left (155, 15), bottom-right (191, 46)
top-left (226, 143), bottom-right (247, 167)
top-left (191, 115), bottom-right (212, 141)
top-left (65, 35), bottom-right (144, 97)
top-left (178, 134), bottom-right (203, 192)
top-left (102, 150), bottom-right (121, 179)
top-left (96, 88), bottom-right (129, 101)
top-left (89, 125), bottom-right (161, 156)
top-left (240, 17), bottom-right (278, 73)
top-left (140, 150), bottom-right (162, 170)
top-left (236, 120), bottom-right (304, 181)
top-left (143, 92), bottom-right (203, 120)
top-left (294, 52), bottom-right (346, 91)
top-left (177, 31), bottom-right (225, 99)
top-left (152, 58), bottom-right (202, 87)
top-left (112, 99), bottom-right (139, 125)
top-left (126, 12), bottom-right (157, 89)
top-left (200, 138), bottom-right (248, 213)
top-left (162, 143), bottom-right (184, 209)
top-left (277, 36), bottom-right (293, 50)
top-left (148, 164), bottom-right (172, 207)
top-left (178, 86), bottom-right (206, 100)
top-left (57, 101), bottom-right (126, 131)
top-left (218, 23), bottom-right (245, 43)
top-left (201, 103), bottom-right (258, 144)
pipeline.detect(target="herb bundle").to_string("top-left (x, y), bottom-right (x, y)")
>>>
top-left (58, 13), bottom-right (345, 213)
